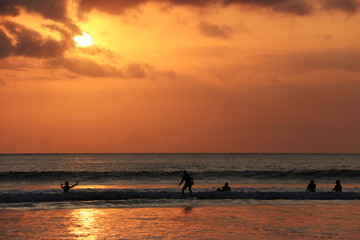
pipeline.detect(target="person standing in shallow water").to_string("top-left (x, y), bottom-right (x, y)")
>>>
top-left (306, 179), bottom-right (316, 192)
top-left (332, 180), bottom-right (342, 192)
top-left (61, 181), bottom-right (78, 192)
top-left (178, 171), bottom-right (194, 198)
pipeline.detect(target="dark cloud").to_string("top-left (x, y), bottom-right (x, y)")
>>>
top-left (0, 1), bottom-right (80, 60)
top-left (162, 0), bottom-right (210, 5)
top-left (48, 57), bottom-right (123, 78)
top-left (78, 0), bottom-right (211, 14)
top-left (0, 0), bottom-right (68, 21)
top-left (271, 0), bottom-right (313, 15)
top-left (0, 30), bottom-right (14, 58)
top-left (224, 0), bottom-right (313, 15)
top-left (78, 0), bottom-right (147, 15)
top-left (322, 0), bottom-right (360, 14)
top-left (0, 21), bottom-right (70, 59)
top-left (48, 57), bottom-right (157, 79)
top-left (43, 22), bottom-right (81, 37)
top-left (0, 2), bottom-right (20, 17)
top-left (79, 0), bottom-right (313, 16)
top-left (43, 24), bottom-right (76, 43)
top-left (197, 22), bottom-right (233, 39)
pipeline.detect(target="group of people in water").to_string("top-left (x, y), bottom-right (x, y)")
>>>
top-left (60, 170), bottom-right (229, 197)
top-left (306, 179), bottom-right (343, 192)
top-left (176, 170), bottom-right (232, 198)
top-left (60, 171), bottom-right (343, 197)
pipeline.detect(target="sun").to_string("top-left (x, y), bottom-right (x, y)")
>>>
top-left (74, 32), bottom-right (93, 47)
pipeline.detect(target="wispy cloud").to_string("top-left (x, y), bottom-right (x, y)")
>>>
top-left (197, 22), bottom-right (233, 39)
top-left (47, 57), bottom-right (157, 79)
top-left (48, 57), bottom-right (123, 78)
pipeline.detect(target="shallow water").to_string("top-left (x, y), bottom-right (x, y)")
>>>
top-left (1, 153), bottom-right (359, 239)
top-left (1, 202), bottom-right (359, 239)
top-left (1, 153), bottom-right (359, 195)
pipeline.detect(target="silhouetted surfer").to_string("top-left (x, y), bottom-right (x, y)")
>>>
top-left (306, 179), bottom-right (316, 192)
top-left (178, 170), bottom-right (194, 198)
top-left (61, 181), bottom-right (78, 192)
top-left (217, 182), bottom-right (231, 192)
top-left (332, 180), bottom-right (342, 192)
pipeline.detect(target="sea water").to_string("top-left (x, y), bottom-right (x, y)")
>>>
top-left (1, 153), bottom-right (360, 239)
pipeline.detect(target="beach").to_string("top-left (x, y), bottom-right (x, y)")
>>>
top-left (1, 153), bottom-right (360, 239)
top-left (1, 201), bottom-right (360, 239)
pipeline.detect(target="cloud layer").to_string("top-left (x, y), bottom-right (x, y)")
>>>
top-left (0, 21), bottom-right (70, 59)
top-left (0, 0), bottom-right (68, 20)
top-left (1, 0), bottom-right (359, 79)
top-left (1, 0), bottom-right (359, 60)
top-left (78, 0), bottom-right (360, 15)
top-left (0, 0), bottom-right (80, 60)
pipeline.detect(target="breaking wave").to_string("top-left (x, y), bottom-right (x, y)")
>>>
top-left (1, 188), bottom-right (360, 203)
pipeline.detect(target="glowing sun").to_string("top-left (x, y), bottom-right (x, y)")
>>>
top-left (74, 32), bottom-right (93, 47)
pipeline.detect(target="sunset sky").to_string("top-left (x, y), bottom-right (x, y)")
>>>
top-left (1, 0), bottom-right (360, 153)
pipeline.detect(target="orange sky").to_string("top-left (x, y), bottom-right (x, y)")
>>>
top-left (1, 0), bottom-right (360, 153)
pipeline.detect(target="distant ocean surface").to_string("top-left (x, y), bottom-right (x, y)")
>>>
top-left (1, 153), bottom-right (360, 239)
top-left (0, 153), bottom-right (360, 204)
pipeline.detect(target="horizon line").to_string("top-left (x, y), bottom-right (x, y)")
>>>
top-left (1, 152), bottom-right (360, 155)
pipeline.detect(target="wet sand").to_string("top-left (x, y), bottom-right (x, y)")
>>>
top-left (1, 201), bottom-right (359, 239)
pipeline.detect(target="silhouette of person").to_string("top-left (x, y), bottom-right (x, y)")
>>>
top-left (178, 170), bottom-right (194, 198)
top-left (306, 179), bottom-right (316, 192)
top-left (217, 182), bottom-right (231, 192)
top-left (332, 180), bottom-right (342, 192)
top-left (61, 181), bottom-right (78, 192)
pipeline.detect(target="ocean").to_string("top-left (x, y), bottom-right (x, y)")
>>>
top-left (1, 153), bottom-right (360, 239)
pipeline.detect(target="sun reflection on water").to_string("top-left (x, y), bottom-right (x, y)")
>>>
top-left (2, 204), bottom-right (357, 239)
top-left (69, 209), bottom-right (104, 240)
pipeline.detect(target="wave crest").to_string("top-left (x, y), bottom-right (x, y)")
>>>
top-left (1, 188), bottom-right (360, 203)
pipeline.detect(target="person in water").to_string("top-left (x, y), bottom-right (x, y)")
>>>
top-left (306, 179), bottom-right (316, 192)
top-left (217, 182), bottom-right (231, 192)
top-left (178, 170), bottom-right (194, 198)
top-left (61, 181), bottom-right (78, 192)
top-left (332, 180), bottom-right (342, 192)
